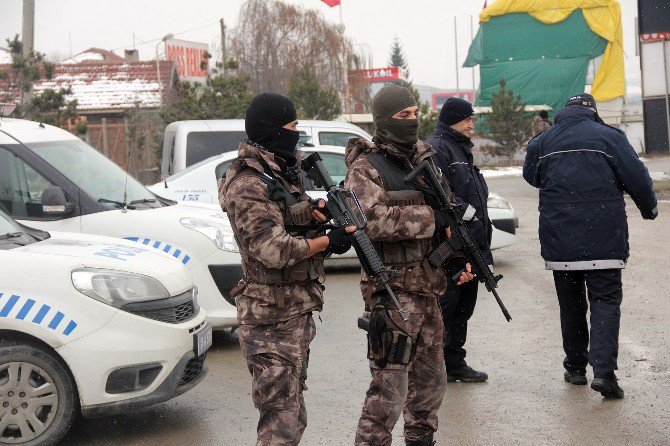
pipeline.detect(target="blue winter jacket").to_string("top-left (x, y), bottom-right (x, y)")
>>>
top-left (427, 121), bottom-right (493, 265)
top-left (523, 106), bottom-right (658, 270)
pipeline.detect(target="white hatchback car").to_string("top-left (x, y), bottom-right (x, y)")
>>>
top-left (148, 146), bottom-right (519, 250)
top-left (0, 210), bottom-right (211, 445)
top-left (0, 118), bottom-right (241, 329)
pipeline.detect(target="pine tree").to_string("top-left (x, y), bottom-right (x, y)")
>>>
top-left (487, 79), bottom-right (531, 161)
top-left (288, 65), bottom-right (341, 120)
top-left (388, 36), bottom-right (408, 71)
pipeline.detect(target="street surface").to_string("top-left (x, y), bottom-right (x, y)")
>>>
top-left (64, 168), bottom-right (670, 445)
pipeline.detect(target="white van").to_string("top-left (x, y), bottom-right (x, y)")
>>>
top-left (0, 118), bottom-right (241, 329)
top-left (0, 209), bottom-right (210, 445)
top-left (160, 119), bottom-right (372, 178)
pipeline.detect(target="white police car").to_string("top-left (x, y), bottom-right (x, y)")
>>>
top-left (0, 118), bottom-right (241, 329)
top-left (0, 209), bottom-right (212, 445)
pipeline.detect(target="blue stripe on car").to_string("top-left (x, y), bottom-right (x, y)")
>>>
top-left (124, 237), bottom-right (191, 264)
top-left (48, 312), bottom-right (65, 329)
top-left (63, 320), bottom-right (77, 335)
top-left (15, 299), bottom-right (35, 320)
top-left (0, 295), bottom-right (20, 317)
top-left (0, 293), bottom-right (78, 336)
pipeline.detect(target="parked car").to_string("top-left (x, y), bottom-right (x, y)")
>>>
top-left (160, 119), bottom-right (372, 178)
top-left (0, 118), bottom-right (241, 329)
top-left (0, 209), bottom-right (211, 445)
top-left (149, 146), bottom-right (519, 250)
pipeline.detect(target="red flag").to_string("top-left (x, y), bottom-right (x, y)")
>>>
top-left (322, 0), bottom-right (340, 7)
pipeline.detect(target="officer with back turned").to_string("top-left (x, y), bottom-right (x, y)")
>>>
top-left (524, 93), bottom-right (657, 399)
top-left (219, 93), bottom-right (353, 445)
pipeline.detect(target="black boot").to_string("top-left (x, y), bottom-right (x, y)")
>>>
top-left (447, 365), bottom-right (488, 383)
top-left (591, 372), bottom-right (624, 399)
top-left (564, 370), bottom-right (587, 385)
top-left (406, 432), bottom-right (435, 446)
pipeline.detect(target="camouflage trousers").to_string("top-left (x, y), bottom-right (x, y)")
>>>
top-left (355, 291), bottom-right (447, 446)
top-left (238, 312), bottom-right (316, 446)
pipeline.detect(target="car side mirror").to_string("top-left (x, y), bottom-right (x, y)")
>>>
top-left (42, 186), bottom-right (74, 216)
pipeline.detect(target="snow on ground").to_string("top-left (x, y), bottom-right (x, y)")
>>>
top-left (650, 171), bottom-right (669, 181)
top-left (481, 166), bottom-right (523, 178)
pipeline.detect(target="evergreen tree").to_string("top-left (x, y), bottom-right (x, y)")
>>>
top-left (388, 36), bottom-right (408, 71)
top-left (160, 73), bottom-right (254, 124)
top-left (386, 37), bottom-right (436, 140)
top-left (487, 79), bottom-right (531, 161)
top-left (287, 65), bottom-right (341, 120)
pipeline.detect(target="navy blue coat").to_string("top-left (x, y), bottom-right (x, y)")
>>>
top-left (427, 121), bottom-right (493, 265)
top-left (524, 106), bottom-right (657, 270)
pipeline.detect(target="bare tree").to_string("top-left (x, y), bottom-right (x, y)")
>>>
top-left (229, 0), bottom-right (363, 111)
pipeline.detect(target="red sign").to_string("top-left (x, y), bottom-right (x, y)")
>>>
top-left (640, 32), bottom-right (670, 42)
top-left (322, 0), bottom-right (340, 7)
top-left (349, 66), bottom-right (407, 83)
top-left (165, 38), bottom-right (209, 82)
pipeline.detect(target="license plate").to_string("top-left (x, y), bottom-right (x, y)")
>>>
top-left (193, 323), bottom-right (213, 356)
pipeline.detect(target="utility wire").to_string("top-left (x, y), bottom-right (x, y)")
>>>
top-left (109, 20), bottom-right (221, 52)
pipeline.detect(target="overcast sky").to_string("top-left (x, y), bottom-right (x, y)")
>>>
top-left (0, 0), bottom-right (643, 94)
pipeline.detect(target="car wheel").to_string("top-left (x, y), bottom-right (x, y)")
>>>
top-left (0, 339), bottom-right (78, 446)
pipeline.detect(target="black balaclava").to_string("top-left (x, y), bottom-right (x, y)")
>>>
top-left (372, 84), bottom-right (418, 156)
top-left (245, 93), bottom-right (300, 165)
top-left (439, 97), bottom-right (474, 126)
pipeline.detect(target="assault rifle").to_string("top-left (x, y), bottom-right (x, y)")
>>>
top-left (404, 160), bottom-right (512, 322)
top-left (301, 152), bottom-right (408, 321)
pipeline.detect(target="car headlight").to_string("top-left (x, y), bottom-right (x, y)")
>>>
top-left (71, 268), bottom-right (170, 307)
top-left (180, 217), bottom-right (239, 252)
top-left (487, 194), bottom-right (512, 209)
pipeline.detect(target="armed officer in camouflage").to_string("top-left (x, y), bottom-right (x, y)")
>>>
top-left (219, 93), bottom-right (352, 446)
top-left (345, 84), bottom-right (473, 446)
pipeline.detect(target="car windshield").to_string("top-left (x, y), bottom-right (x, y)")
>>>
top-left (0, 209), bottom-right (47, 249)
top-left (166, 154), bottom-right (230, 183)
top-left (0, 210), bottom-right (22, 235)
top-left (26, 140), bottom-right (160, 209)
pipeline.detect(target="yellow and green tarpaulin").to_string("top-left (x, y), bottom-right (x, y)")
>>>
top-left (464, 0), bottom-right (625, 113)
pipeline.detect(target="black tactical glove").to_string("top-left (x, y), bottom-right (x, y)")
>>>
top-left (311, 198), bottom-right (332, 220)
top-left (326, 227), bottom-right (352, 254)
top-left (433, 209), bottom-right (450, 235)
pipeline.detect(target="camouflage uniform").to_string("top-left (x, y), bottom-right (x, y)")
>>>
top-left (345, 138), bottom-right (449, 445)
top-left (219, 141), bottom-right (325, 446)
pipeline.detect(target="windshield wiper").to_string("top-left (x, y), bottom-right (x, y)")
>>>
top-left (0, 232), bottom-right (24, 240)
top-left (98, 198), bottom-right (136, 209)
top-left (129, 198), bottom-right (157, 205)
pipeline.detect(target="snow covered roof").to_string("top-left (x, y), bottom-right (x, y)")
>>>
top-left (0, 60), bottom-right (177, 112)
top-left (61, 48), bottom-right (124, 64)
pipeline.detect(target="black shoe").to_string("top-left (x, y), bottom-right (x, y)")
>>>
top-left (591, 373), bottom-right (624, 399)
top-left (564, 370), bottom-right (587, 385)
top-left (447, 365), bottom-right (488, 383)
top-left (406, 433), bottom-right (435, 445)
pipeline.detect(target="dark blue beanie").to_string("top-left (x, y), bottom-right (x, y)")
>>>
top-left (439, 97), bottom-right (474, 126)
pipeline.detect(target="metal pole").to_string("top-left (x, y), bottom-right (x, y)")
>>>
top-left (220, 18), bottom-right (227, 77)
top-left (663, 36), bottom-right (670, 152)
top-left (455, 16), bottom-right (460, 94)
top-left (470, 15), bottom-right (475, 96)
top-left (22, 0), bottom-right (35, 56)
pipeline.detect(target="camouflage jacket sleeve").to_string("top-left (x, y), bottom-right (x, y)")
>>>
top-left (226, 175), bottom-right (311, 269)
top-left (345, 158), bottom-right (435, 242)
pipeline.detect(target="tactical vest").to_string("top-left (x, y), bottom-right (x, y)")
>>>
top-left (225, 159), bottom-right (325, 290)
top-left (366, 152), bottom-right (433, 265)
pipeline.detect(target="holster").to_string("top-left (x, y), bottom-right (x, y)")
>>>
top-left (358, 309), bottom-right (415, 368)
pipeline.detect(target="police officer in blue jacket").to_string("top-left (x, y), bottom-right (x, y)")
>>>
top-left (524, 93), bottom-right (658, 399)
top-left (427, 97), bottom-right (491, 383)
